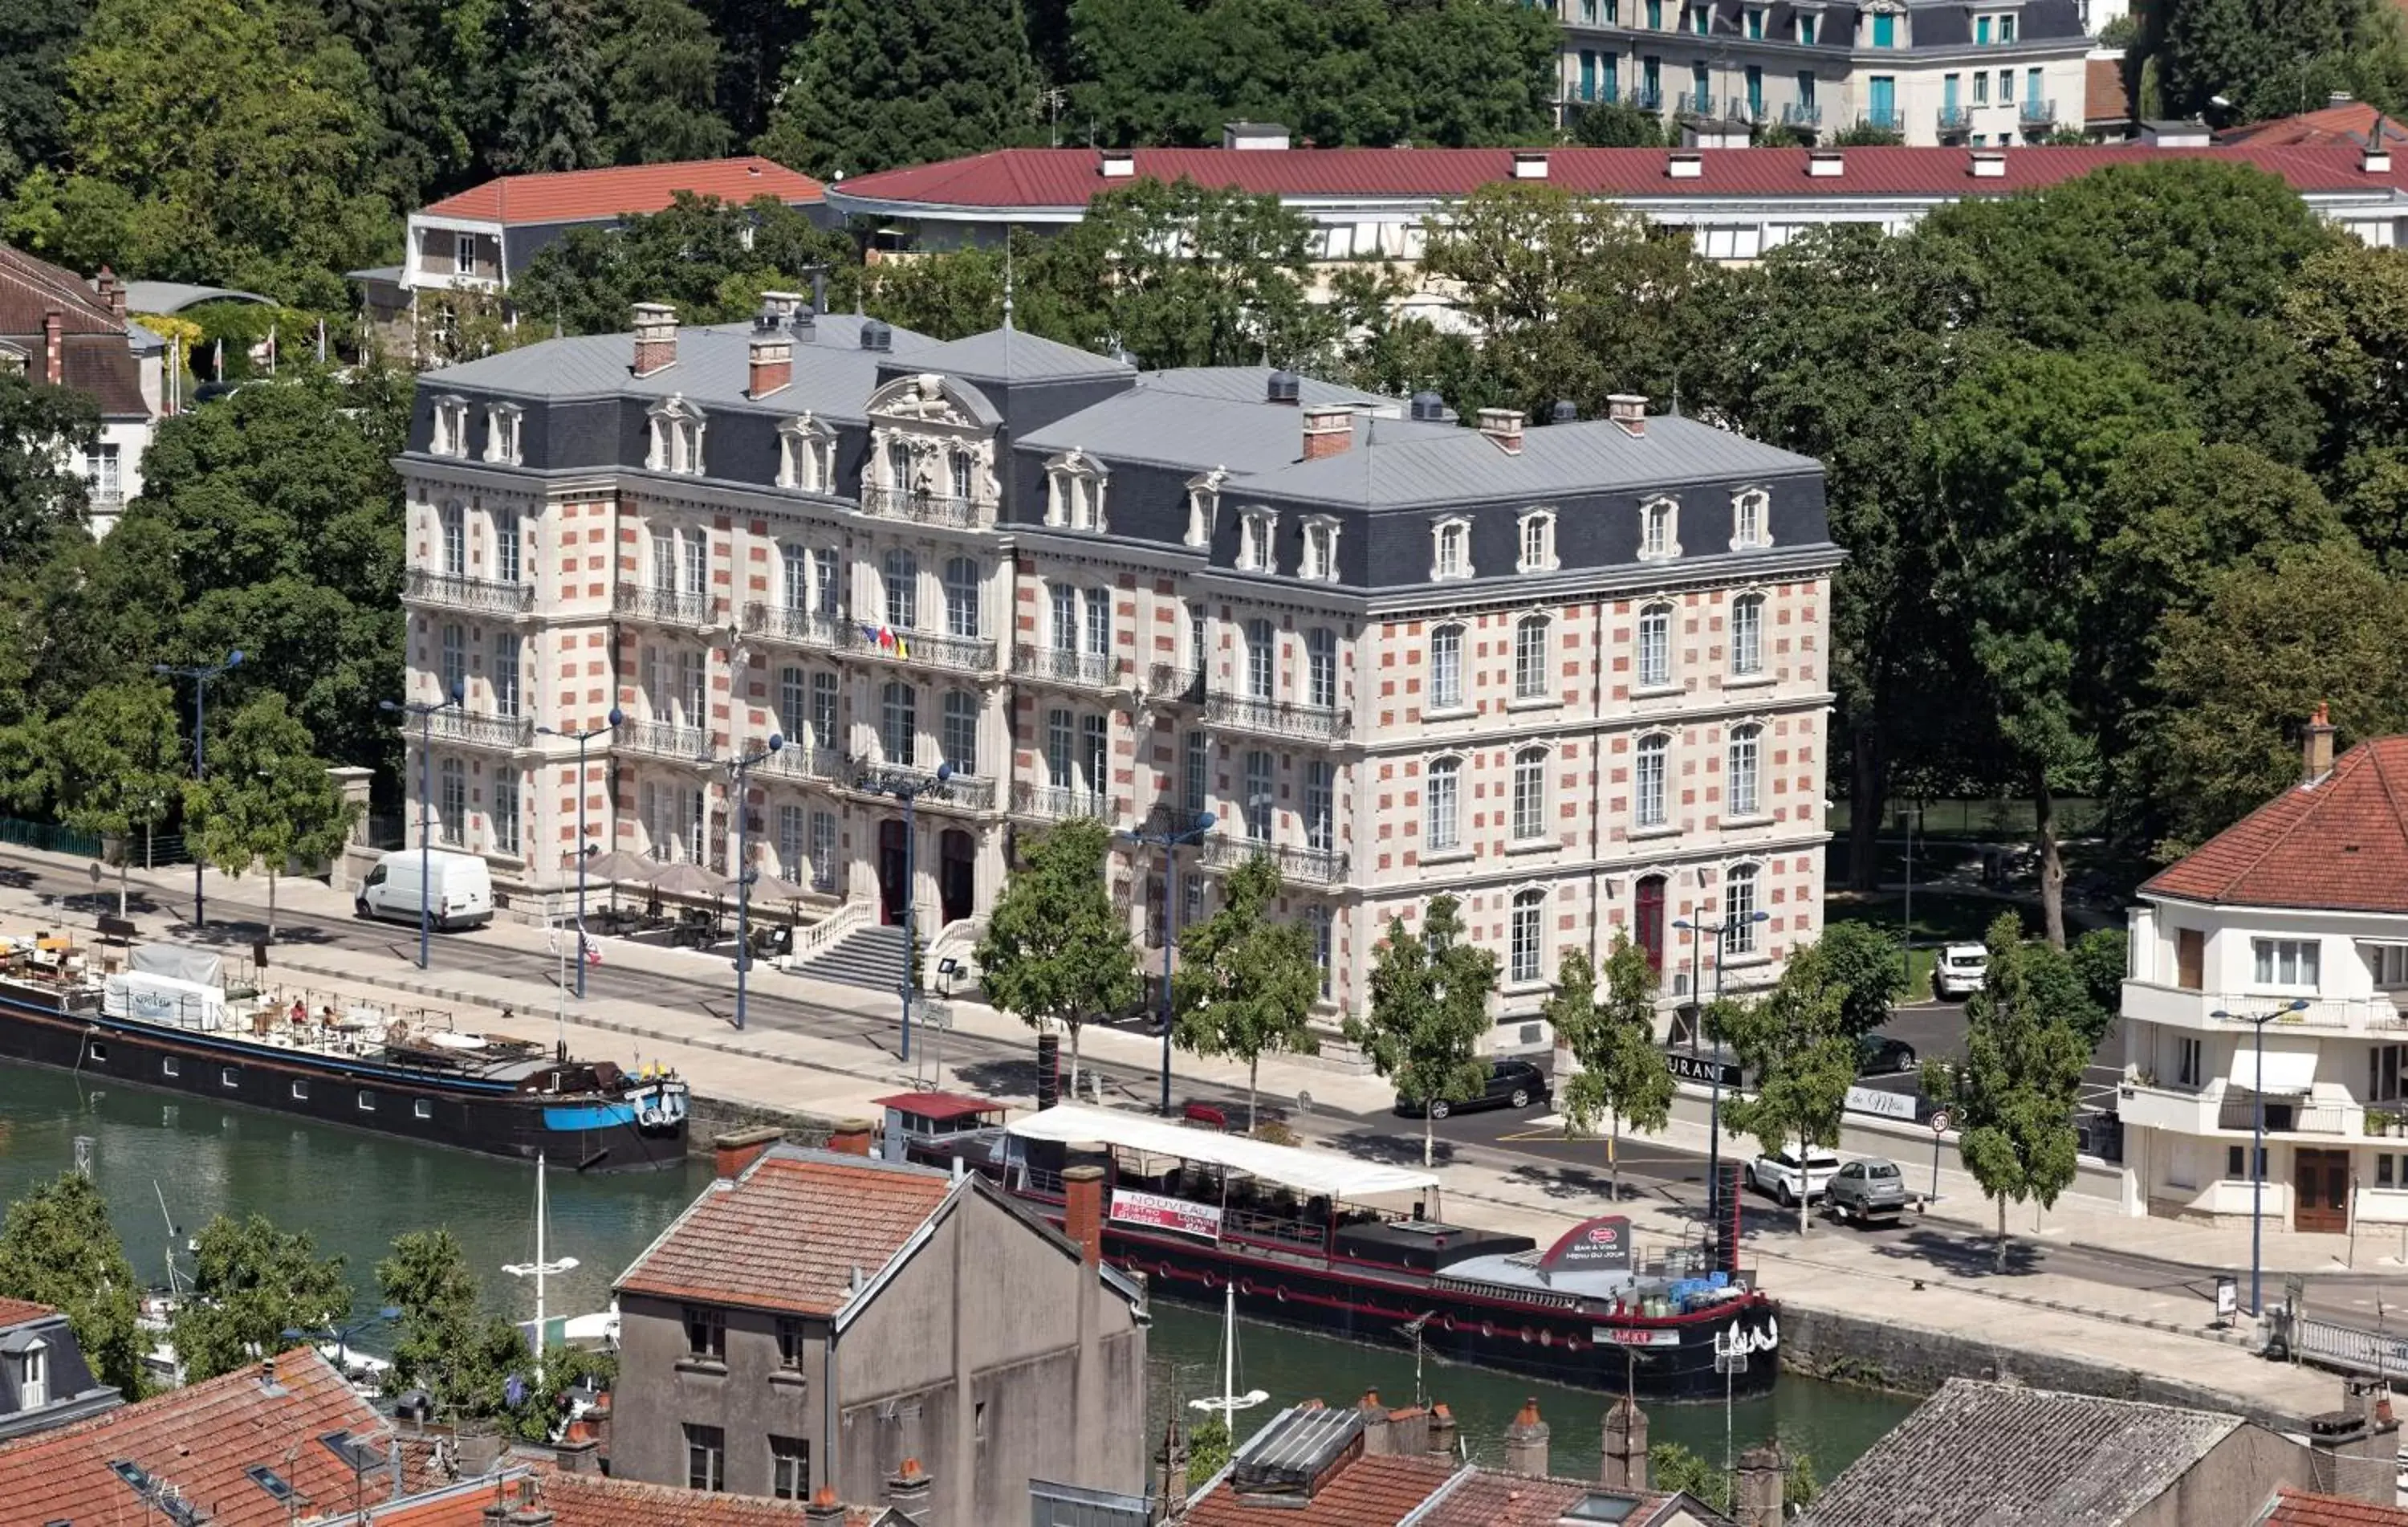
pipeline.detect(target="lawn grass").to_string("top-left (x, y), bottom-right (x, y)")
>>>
top-left (1828, 796), bottom-right (2102, 841)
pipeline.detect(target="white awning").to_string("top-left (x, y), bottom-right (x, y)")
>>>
top-left (2228, 1044), bottom-right (2319, 1093)
top-left (1003, 1105), bottom-right (1439, 1200)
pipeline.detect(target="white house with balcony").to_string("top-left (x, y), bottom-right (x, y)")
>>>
top-left (2118, 710), bottom-right (2408, 1235)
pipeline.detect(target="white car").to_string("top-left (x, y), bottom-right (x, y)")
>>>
top-left (1934, 943), bottom-right (1988, 1000)
top-left (1748, 1148), bottom-right (1841, 1207)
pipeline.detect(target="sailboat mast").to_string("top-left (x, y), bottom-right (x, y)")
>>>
top-left (1222, 1282), bottom-right (1235, 1415)
top-left (534, 1154), bottom-right (547, 1389)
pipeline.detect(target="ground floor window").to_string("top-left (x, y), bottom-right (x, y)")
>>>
top-left (2226, 1144), bottom-right (2268, 1181)
top-left (770, 1435), bottom-right (810, 1500)
top-left (685, 1424), bottom-right (725, 1492)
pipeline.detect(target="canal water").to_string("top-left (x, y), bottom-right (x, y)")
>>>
top-left (0, 1064), bottom-right (1911, 1482)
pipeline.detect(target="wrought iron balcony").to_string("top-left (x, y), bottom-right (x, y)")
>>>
top-left (1146, 665), bottom-right (1206, 705)
top-left (427, 710), bottom-right (533, 749)
top-left (407, 568), bottom-right (535, 617)
top-left (1782, 102), bottom-right (1823, 126)
top-left (1011, 781), bottom-right (1111, 822)
top-left (1560, 83), bottom-right (1622, 106)
top-left (1206, 691), bottom-right (1351, 743)
top-left (759, 743), bottom-right (846, 782)
top-left (613, 584), bottom-right (719, 627)
top-left (620, 718), bottom-right (709, 760)
top-left (1199, 834), bottom-right (1350, 887)
top-left (2018, 97), bottom-right (2056, 125)
top-left (836, 622), bottom-right (996, 674)
top-left (1140, 804), bottom-right (1216, 840)
top-left (861, 486), bottom-right (986, 531)
top-left (1858, 108), bottom-right (1904, 132)
top-left (1630, 86), bottom-right (1665, 111)
top-left (1937, 104), bottom-right (1974, 132)
top-left (1013, 644), bottom-right (1127, 688)
top-left (744, 601), bottom-right (844, 650)
top-left (848, 757), bottom-right (996, 810)
top-left (1675, 91), bottom-right (1715, 118)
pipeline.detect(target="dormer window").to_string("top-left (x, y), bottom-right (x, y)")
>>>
top-left (1239, 508), bottom-right (1279, 573)
top-left (1186, 468), bottom-right (1226, 550)
top-left (1731, 488), bottom-right (1770, 550)
top-left (1796, 11), bottom-right (1816, 43)
top-left (1640, 496), bottom-right (1679, 560)
top-left (778, 413), bottom-right (835, 492)
top-left (1518, 509), bottom-right (1558, 574)
top-left (1300, 516), bottom-right (1340, 581)
top-left (1044, 450), bottom-right (1108, 531)
top-left (1431, 517), bottom-right (1473, 581)
top-left (10, 1340), bottom-right (45, 1409)
top-left (484, 404), bottom-right (522, 466)
top-left (432, 396), bottom-right (469, 458)
top-left (949, 450), bottom-right (974, 502)
top-left (646, 397), bottom-right (706, 476)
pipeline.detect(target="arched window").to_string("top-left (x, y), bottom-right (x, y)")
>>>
top-left (1426, 756), bottom-right (1462, 851)
top-left (1732, 488), bottom-right (1771, 549)
top-left (943, 556), bottom-right (982, 639)
top-left (1511, 747), bottom-right (1548, 841)
top-left (1728, 724), bottom-right (1762, 817)
top-left (1429, 624), bottom-right (1465, 711)
top-left (1510, 887), bottom-right (1546, 984)
top-left (882, 549), bottom-right (918, 630)
top-left (1637, 602), bottom-right (1673, 689)
top-left (881, 682), bottom-right (917, 765)
top-left (1641, 496), bottom-right (1678, 560)
top-left (1723, 864), bottom-right (1762, 953)
top-left (778, 415), bottom-right (834, 491)
top-left (1514, 616), bottom-right (1551, 700)
top-left (1730, 593), bottom-right (1764, 678)
top-left (884, 438), bottom-right (913, 492)
top-left (1633, 734), bottom-right (1669, 829)
top-left (942, 690), bottom-right (979, 774)
top-left (1306, 628), bottom-right (1338, 710)
top-left (1518, 509), bottom-right (1556, 573)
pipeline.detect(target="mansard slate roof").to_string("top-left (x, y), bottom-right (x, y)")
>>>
top-left (908, 324), bottom-right (1136, 383)
top-left (427, 313), bottom-right (939, 414)
top-left (2144, 737), bottom-right (2408, 914)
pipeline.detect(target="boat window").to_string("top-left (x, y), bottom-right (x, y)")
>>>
top-left (358, 1090), bottom-right (376, 1113)
top-left (291, 1080), bottom-right (308, 1100)
top-left (87, 1041), bottom-right (106, 1061)
top-left (414, 1099), bottom-right (433, 1120)
top-left (161, 1057), bottom-right (177, 1077)
top-left (221, 1067), bottom-right (238, 1089)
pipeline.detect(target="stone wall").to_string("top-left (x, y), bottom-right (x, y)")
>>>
top-left (686, 1095), bottom-right (839, 1154)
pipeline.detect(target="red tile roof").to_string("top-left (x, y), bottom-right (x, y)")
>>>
top-left (0, 1297), bottom-right (57, 1328)
top-left (827, 140), bottom-right (2408, 211)
top-left (2221, 102), bottom-right (2408, 149)
top-left (2086, 58), bottom-right (2134, 127)
top-left (2264, 1487), bottom-right (2408, 1526)
top-left (2145, 735), bottom-right (2408, 913)
top-left (616, 1149), bottom-right (955, 1316)
top-left (0, 1347), bottom-right (388, 1526)
top-left (0, 245), bottom-right (149, 417)
top-left (420, 157), bottom-right (824, 224)
top-left (370, 1468), bottom-right (828, 1525)
top-left (1183, 1452), bottom-right (1458, 1527)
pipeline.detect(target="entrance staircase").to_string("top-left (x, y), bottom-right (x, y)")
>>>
top-left (795, 921), bottom-right (910, 994)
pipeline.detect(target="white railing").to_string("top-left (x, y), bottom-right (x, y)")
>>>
top-left (783, 900), bottom-right (872, 968)
top-left (2123, 980), bottom-right (2408, 1034)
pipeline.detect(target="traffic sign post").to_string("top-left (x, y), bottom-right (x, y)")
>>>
top-left (1927, 1110), bottom-right (1952, 1203)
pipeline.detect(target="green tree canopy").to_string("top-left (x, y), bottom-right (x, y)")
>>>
top-left (184, 693), bottom-right (360, 939)
top-left (1344, 895), bottom-right (1497, 1167)
top-left (1812, 920), bottom-right (1909, 1040)
top-left (596, 0), bottom-right (733, 165)
top-left (1170, 853), bottom-right (1321, 1130)
top-left (512, 193), bottom-right (855, 336)
top-left (498, 0), bottom-right (604, 173)
top-left (49, 680), bottom-right (182, 913)
top-left (1947, 913), bottom-right (2092, 1270)
top-left (1718, 941), bottom-right (1857, 1236)
top-left (168, 1212), bottom-right (349, 1382)
top-left (2156, 0), bottom-right (2408, 123)
top-left (759, 0), bottom-right (1037, 178)
top-left (1550, 938), bottom-right (1674, 1205)
top-left (376, 1229), bottom-right (486, 1414)
top-left (0, 1171), bottom-right (147, 1397)
top-left (974, 816), bottom-right (1141, 1094)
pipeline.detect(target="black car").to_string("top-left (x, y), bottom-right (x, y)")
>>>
top-left (1855, 1034), bottom-right (1918, 1077)
top-left (1395, 1058), bottom-right (1552, 1119)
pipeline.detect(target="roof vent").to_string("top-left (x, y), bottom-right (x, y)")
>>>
top-left (1100, 149), bottom-right (1137, 178)
top-left (1970, 150), bottom-right (2007, 179)
top-left (1807, 150), bottom-right (1845, 178)
top-left (1223, 122), bottom-right (1292, 151)
top-left (1267, 371), bottom-right (1300, 405)
top-left (860, 319), bottom-right (892, 353)
top-left (1511, 150), bottom-right (1550, 181)
top-left (1667, 152), bottom-right (1704, 179)
top-left (1408, 390), bottom-right (1446, 422)
top-left (1550, 399), bottom-right (1578, 424)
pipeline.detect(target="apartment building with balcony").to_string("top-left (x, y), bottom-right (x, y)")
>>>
top-left (1554, 0), bottom-right (2093, 146)
top-left (2117, 713), bottom-right (2408, 1235)
top-left (399, 299), bottom-right (1837, 1045)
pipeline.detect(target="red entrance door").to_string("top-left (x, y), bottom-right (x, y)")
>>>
top-left (1635, 875), bottom-right (1666, 972)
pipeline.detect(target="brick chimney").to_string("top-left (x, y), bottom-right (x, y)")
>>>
top-left (1477, 407), bottom-right (1524, 455)
top-left (886, 1457), bottom-right (933, 1522)
top-left (1302, 405), bottom-right (1352, 460)
top-left (1426, 1403), bottom-right (1458, 1462)
top-left (95, 266), bottom-right (125, 320)
top-left (494, 1475), bottom-right (555, 1527)
top-left (804, 1486), bottom-right (847, 1526)
top-left (827, 1118), bottom-right (876, 1157)
top-left (1735, 1445), bottom-right (1784, 1527)
top-left (1503, 1398), bottom-right (1550, 1478)
top-left (1608, 393), bottom-right (1647, 437)
top-left (749, 324), bottom-right (793, 401)
top-left (631, 302), bottom-right (677, 377)
top-left (42, 307), bottom-right (63, 386)
top-left (1601, 1395), bottom-right (1649, 1490)
top-left (713, 1126), bottom-right (783, 1180)
top-left (1062, 1164), bottom-right (1104, 1267)
top-left (1357, 1390), bottom-right (1393, 1454)
top-left (258, 1357), bottom-right (284, 1395)
top-left (2304, 702), bottom-right (2337, 785)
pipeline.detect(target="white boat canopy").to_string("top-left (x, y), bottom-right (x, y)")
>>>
top-left (1003, 1105), bottom-right (1439, 1200)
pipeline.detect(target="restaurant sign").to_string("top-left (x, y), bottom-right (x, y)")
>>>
top-left (1110, 1189), bottom-right (1222, 1240)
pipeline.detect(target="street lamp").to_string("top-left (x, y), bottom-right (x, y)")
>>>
top-left (708, 733), bottom-right (784, 1032)
top-left (2210, 997), bottom-right (2312, 1317)
top-left (1133, 810), bottom-right (1217, 1115)
top-left (863, 761), bottom-right (954, 1062)
top-left (1674, 907), bottom-right (1771, 1272)
top-left (153, 649), bottom-right (242, 929)
top-left (380, 680), bottom-right (465, 971)
top-left (538, 706), bottom-right (624, 999)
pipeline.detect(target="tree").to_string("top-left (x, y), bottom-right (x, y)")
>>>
top-left (1648, 1442), bottom-right (1820, 1516)
top-left (595, 0), bottom-right (733, 165)
top-left (1170, 854), bottom-right (1321, 1130)
top-left (182, 693), bottom-right (360, 939)
top-left (758, 0), bottom-right (1037, 178)
top-left (499, 0), bottom-right (604, 172)
top-left (1550, 939), bottom-right (1674, 1205)
top-left (1829, 121), bottom-right (1905, 145)
top-left (511, 193), bottom-right (856, 337)
top-left (2067, 929), bottom-right (2129, 1052)
top-left (1568, 100), bottom-right (1671, 146)
top-left (974, 816), bottom-right (1141, 1097)
top-left (0, 368), bottom-right (97, 549)
top-left (1812, 920), bottom-right (1909, 1040)
top-left (1718, 942), bottom-right (1857, 1236)
top-left (1948, 914), bottom-right (2092, 1271)
top-left (0, 1171), bottom-right (146, 1397)
top-left (48, 681), bottom-right (182, 914)
top-left (166, 1212), bottom-right (349, 1382)
top-left (0, 0), bottom-right (92, 192)
top-left (1343, 895), bottom-right (1497, 1167)
top-left (2284, 242), bottom-right (2408, 474)
top-left (376, 1230), bottom-right (486, 1414)
top-left (2158, 0), bottom-right (2405, 123)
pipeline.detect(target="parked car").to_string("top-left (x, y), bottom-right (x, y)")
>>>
top-left (356, 849), bottom-right (494, 930)
top-left (1855, 1034), bottom-right (1918, 1077)
top-left (1934, 943), bottom-right (1989, 1000)
top-left (1747, 1147), bottom-right (1842, 1207)
top-left (1826, 1157), bottom-right (1911, 1226)
top-left (1394, 1058), bottom-right (1551, 1120)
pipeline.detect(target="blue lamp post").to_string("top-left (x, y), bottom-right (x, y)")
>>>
top-left (1674, 907), bottom-right (1770, 1267)
top-left (2210, 997), bottom-right (2312, 1317)
top-left (865, 762), bottom-right (954, 1063)
top-left (711, 733), bottom-right (783, 1032)
top-left (380, 680), bottom-right (465, 971)
top-left (1133, 811), bottom-right (1216, 1114)
top-left (153, 649), bottom-right (242, 928)
top-left (538, 706), bottom-right (624, 999)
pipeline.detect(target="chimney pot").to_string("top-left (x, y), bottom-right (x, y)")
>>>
top-left (631, 302), bottom-right (677, 377)
top-left (1062, 1164), bottom-right (1106, 1268)
top-left (1426, 1403), bottom-right (1458, 1462)
top-left (1503, 1397), bottom-right (1550, 1479)
top-left (713, 1126), bottom-right (784, 1180)
top-left (827, 1118), bottom-right (876, 1156)
top-left (1302, 404), bottom-right (1352, 460)
top-left (805, 1484), bottom-right (848, 1525)
top-left (96, 266), bottom-right (125, 320)
top-left (1737, 1445), bottom-right (1784, 1527)
top-left (2304, 702), bottom-right (2337, 784)
top-left (1477, 406), bottom-right (1524, 454)
top-left (42, 307), bottom-right (63, 387)
top-left (1607, 393), bottom-right (1648, 437)
top-left (749, 332), bottom-right (793, 401)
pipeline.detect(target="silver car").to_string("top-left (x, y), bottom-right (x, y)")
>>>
top-left (1827, 1157), bottom-right (1910, 1225)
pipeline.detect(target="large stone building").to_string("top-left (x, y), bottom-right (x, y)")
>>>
top-left (398, 300), bottom-right (1837, 1040)
top-left (610, 1131), bottom-right (1149, 1524)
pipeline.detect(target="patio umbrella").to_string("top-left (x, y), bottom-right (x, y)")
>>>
top-left (646, 861), bottom-right (726, 900)
top-left (560, 848), bottom-right (661, 919)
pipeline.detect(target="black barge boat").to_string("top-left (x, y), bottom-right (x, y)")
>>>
top-left (0, 947), bottom-right (688, 1171)
top-left (876, 1093), bottom-right (1778, 1400)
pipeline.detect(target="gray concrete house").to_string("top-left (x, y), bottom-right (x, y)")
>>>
top-left (612, 1130), bottom-right (1149, 1526)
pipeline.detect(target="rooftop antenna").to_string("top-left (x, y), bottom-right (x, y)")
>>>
top-left (1670, 373), bottom-right (1684, 417)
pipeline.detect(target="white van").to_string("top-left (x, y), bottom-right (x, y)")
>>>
top-left (356, 850), bottom-right (494, 931)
